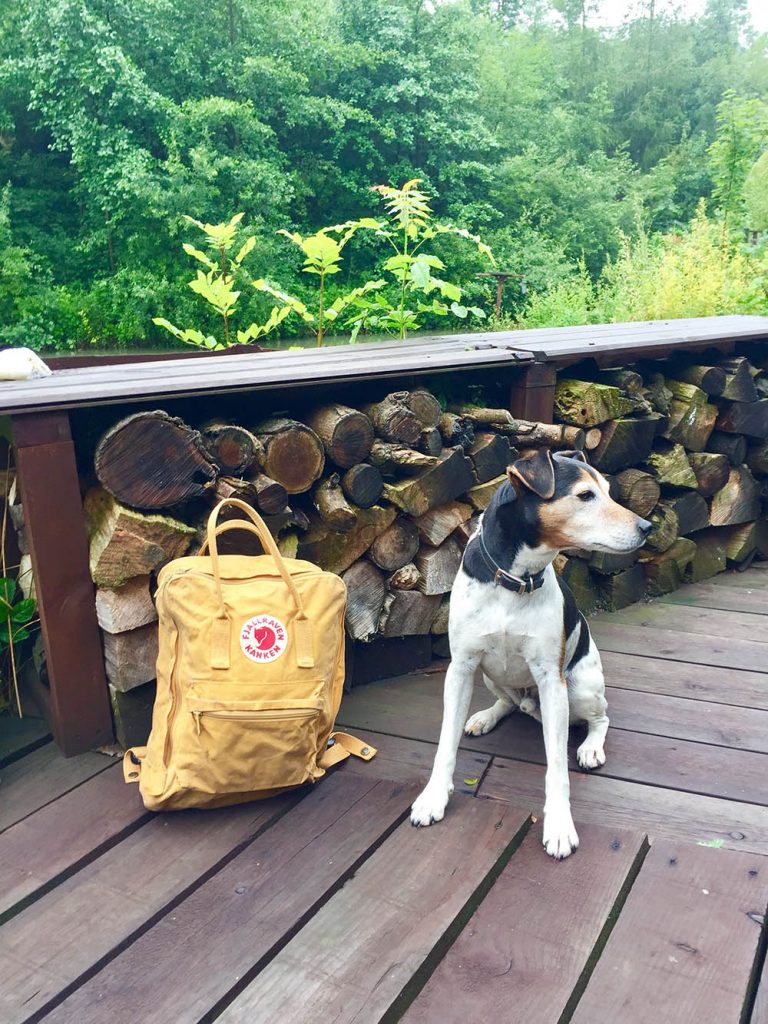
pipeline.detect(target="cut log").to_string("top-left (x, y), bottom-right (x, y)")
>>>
top-left (709, 466), bottom-right (761, 526)
top-left (556, 556), bottom-right (599, 614)
top-left (340, 463), bottom-right (383, 508)
top-left (686, 528), bottom-right (727, 582)
top-left (688, 452), bottom-right (731, 497)
top-left (644, 503), bottom-right (679, 554)
top-left (675, 364), bottom-right (726, 397)
top-left (214, 475), bottom-right (263, 509)
top-left (305, 403), bottom-right (374, 469)
top-left (642, 373), bottom-right (673, 415)
top-left (495, 420), bottom-right (586, 450)
top-left (588, 549), bottom-right (639, 574)
top-left (598, 368), bottom-right (644, 394)
top-left (253, 417), bottom-right (325, 494)
top-left (438, 413), bottom-right (475, 451)
top-left (644, 444), bottom-right (697, 490)
top-left (200, 422), bottom-right (262, 475)
top-left (468, 432), bottom-right (514, 484)
top-left (707, 430), bottom-right (747, 465)
top-left (589, 417), bottom-right (659, 474)
top-left (643, 537), bottom-right (698, 597)
top-left (663, 380), bottom-right (717, 451)
top-left (413, 501), bottom-right (472, 547)
top-left (341, 560), bottom-right (387, 642)
top-left (715, 399), bottom-right (768, 439)
top-left (313, 474), bottom-right (358, 532)
top-left (418, 427), bottom-right (443, 456)
top-left (369, 517), bottom-right (420, 572)
top-left (95, 576), bottom-right (157, 634)
top-left (430, 595), bottom-right (451, 636)
top-left (378, 590), bottom-right (441, 637)
top-left (448, 404), bottom-right (512, 426)
top-left (719, 356), bottom-right (758, 403)
top-left (415, 538), bottom-right (463, 595)
top-left (722, 520), bottom-right (768, 564)
top-left (613, 468), bottom-right (660, 518)
top-left (387, 563), bottom-right (422, 591)
top-left (465, 474), bottom-right (506, 511)
top-left (454, 512), bottom-right (482, 549)
top-left (584, 428), bottom-right (602, 450)
top-left (85, 488), bottom-right (197, 589)
top-left (296, 504), bottom-right (396, 574)
top-left (103, 622), bottom-right (158, 692)
top-left (95, 410), bottom-right (218, 510)
top-left (554, 379), bottom-right (634, 427)
top-left (406, 388), bottom-right (442, 428)
top-left (250, 473), bottom-right (289, 515)
top-left (363, 392), bottom-right (422, 445)
top-left (368, 441), bottom-right (437, 476)
top-left (598, 564), bottom-right (645, 611)
top-left (382, 447), bottom-right (475, 518)
top-left (746, 443), bottom-right (768, 476)
top-left (658, 492), bottom-right (709, 536)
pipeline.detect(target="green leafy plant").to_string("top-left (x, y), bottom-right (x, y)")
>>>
top-left (152, 214), bottom-right (294, 350)
top-left (1, 469), bottom-right (38, 715)
top-left (255, 221), bottom-right (384, 346)
top-left (348, 179), bottom-right (494, 340)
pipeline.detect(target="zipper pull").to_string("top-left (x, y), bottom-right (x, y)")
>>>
top-left (192, 710), bottom-right (202, 735)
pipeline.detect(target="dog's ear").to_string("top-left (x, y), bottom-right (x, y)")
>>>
top-left (507, 448), bottom-right (555, 499)
top-left (553, 449), bottom-right (587, 464)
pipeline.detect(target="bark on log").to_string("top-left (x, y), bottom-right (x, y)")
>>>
top-left (369, 517), bottom-right (420, 572)
top-left (250, 473), bottom-right (289, 515)
top-left (747, 443), bottom-right (768, 476)
top-left (556, 556), bottom-right (599, 614)
top-left (675, 364), bottom-right (727, 397)
top-left (413, 500), bottom-right (472, 547)
top-left (406, 388), bottom-right (442, 428)
top-left (709, 466), bottom-right (761, 526)
top-left (719, 356), bottom-right (758, 403)
top-left (554, 379), bottom-right (634, 427)
top-left (306, 403), bottom-right (374, 469)
top-left (438, 413), bottom-right (475, 450)
top-left (465, 474), bottom-right (506, 511)
top-left (430, 595), bottom-right (451, 635)
top-left (378, 590), bottom-right (441, 637)
top-left (643, 537), bottom-right (698, 597)
top-left (448, 404), bottom-right (512, 426)
top-left (495, 420), bottom-right (586, 450)
top-left (342, 560), bottom-right (387, 642)
top-left (644, 444), bottom-right (698, 490)
top-left (296, 504), bottom-right (396, 574)
top-left (722, 520), bottom-right (768, 564)
top-left (469, 432), bottom-right (515, 483)
top-left (200, 422), bottom-right (262, 475)
top-left (382, 447), bottom-right (475, 518)
top-left (85, 487), bottom-right (197, 589)
top-left (95, 410), bottom-right (218, 510)
top-left (658, 492), bottom-right (709, 536)
top-left (340, 463), bottom-right (384, 508)
top-left (253, 417), bottom-right (325, 494)
top-left (588, 549), bottom-right (639, 574)
top-left (95, 575), bottom-right (157, 634)
top-left (103, 623), bottom-right (159, 692)
top-left (418, 427), bottom-right (443, 456)
top-left (415, 538), bottom-right (463, 595)
top-left (687, 528), bottom-right (727, 582)
top-left (368, 441), bottom-right (437, 476)
top-left (363, 392), bottom-right (422, 445)
top-left (715, 400), bottom-right (768, 440)
top-left (689, 452), bottom-right (731, 497)
top-left (663, 380), bottom-right (717, 451)
top-left (454, 512), bottom-right (482, 548)
top-left (644, 503), bottom-right (679, 553)
top-left (598, 564), bottom-right (645, 611)
top-left (599, 368), bottom-right (644, 394)
top-left (314, 474), bottom-right (358, 532)
top-left (387, 563), bottom-right (422, 591)
top-left (642, 373), bottom-right (673, 416)
top-left (590, 417), bottom-right (660, 474)
top-left (707, 430), bottom-right (747, 465)
top-left (613, 468), bottom-right (660, 518)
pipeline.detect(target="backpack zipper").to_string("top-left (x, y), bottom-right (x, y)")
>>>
top-left (191, 707), bottom-right (317, 735)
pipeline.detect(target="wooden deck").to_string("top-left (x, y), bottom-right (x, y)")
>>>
top-left (2, 565), bottom-right (768, 1023)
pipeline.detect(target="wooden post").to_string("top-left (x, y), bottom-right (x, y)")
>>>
top-left (13, 412), bottom-right (114, 755)
top-left (509, 363), bottom-right (557, 423)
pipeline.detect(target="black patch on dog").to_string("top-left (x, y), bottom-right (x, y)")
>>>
top-left (558, 578), bottom-right (591, 670)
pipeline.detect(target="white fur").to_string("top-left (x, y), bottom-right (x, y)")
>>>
top-left (0, 348), bottom-right (52, 380)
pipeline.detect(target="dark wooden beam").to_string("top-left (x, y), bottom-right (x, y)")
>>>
top-left (13, 412), bottom-right (113, 755)
top-left (509, 363), bottom-right (557, 423)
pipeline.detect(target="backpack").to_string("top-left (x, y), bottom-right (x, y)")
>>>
top-left (123, 498), bottom-right (375, 810)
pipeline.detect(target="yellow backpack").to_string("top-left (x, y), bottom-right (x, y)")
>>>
top-left (124, 498), bottom-right (375, 810)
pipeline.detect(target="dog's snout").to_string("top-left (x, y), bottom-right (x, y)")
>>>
top-left (637, 517), bottom-right (653, 536)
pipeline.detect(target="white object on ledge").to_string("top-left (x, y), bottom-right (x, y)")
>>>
top-left (0, 347), bottom-right (53, 380)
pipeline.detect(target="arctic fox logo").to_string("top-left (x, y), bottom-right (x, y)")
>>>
top-left (240, 615), bottom-right (287, 663)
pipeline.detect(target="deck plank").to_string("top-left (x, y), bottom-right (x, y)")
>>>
top-left (752, 953), bottom-right (768, 1023)
top-left (0, 717), bottom-right (50, 767)
top-left (400, 822), bottom-right (645, 1024)
top-left (0, 792), bottom-right (294, 1024)
top-left (40, 774), bottom-right (413, 1024)
top-left (215, 796), bottom-right (531, 1024)
top-left (0, 744), bottom-right (112, 834)
top-left (589, 621), bottom-right (767, 672)
top-left (709, 568), bottom-right (768, 589)
top-left (606, 603), bottom-right (768, 643)
top-left (0, 763), bottom-right (149, 921)
top-left (479, 758), bottom-right (768, 855)
top-left (569, 841), bottom-right (768, 1024)
top-left (659, 582), bottom-right (768, 615)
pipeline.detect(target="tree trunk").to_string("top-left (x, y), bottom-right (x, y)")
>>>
top-left (95, 410), bottom-right (218, 510)
top-left (253, 417), bottom-right (325, 494)
top-left (200, 421), bottom-right (263, 475)
top-left (363, 392), bottom-right (422, 444)
top-left (306, 403), bottom-right (374, 469)
top-left (369, 517), bottom-right (420, 572)
top-left (340, 463), bottom-right (384, 508)
top-left (468, 431), bottom-right (515, 483)
top-left (314, 474), bottom-right (358, 532)
top-left (613, 468), bottom-right (660, 518)
top-left (688, 452), bottom-right (731, 497)
top-left (382, 447), bottom-right (475, 517)
top-left (342, 560), bottom-right (386, 642)
top-left (415, 538), bottom-right (463, 595)
top-left (709, 466), bottom-right (761, 526)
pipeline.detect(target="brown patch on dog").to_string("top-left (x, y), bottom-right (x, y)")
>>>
top-left (537, 467), bottom-right (632, 550)
top-left (507, 449), bottom-right (555, 499)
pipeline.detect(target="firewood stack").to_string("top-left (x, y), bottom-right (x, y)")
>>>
top-left (552, 354), bottom-right (768, 611)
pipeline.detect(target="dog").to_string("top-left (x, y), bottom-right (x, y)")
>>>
top-left (410, 447), bottom-right (652, 859)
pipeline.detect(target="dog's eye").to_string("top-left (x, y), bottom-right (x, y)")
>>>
top-left (577, 491), bottom-right (595, 502)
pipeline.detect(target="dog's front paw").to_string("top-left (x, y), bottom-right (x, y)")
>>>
top-left (464, 708), bottom-right (498, 736)
top-left (577, 738), bottom-right (606, 770)
top-left (542, 808), bottom-right (579, 859)
top-left (411, 784), bottom-right (452, 827)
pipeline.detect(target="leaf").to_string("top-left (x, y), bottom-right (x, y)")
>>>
top-left (410, 261), bottom-right (431, 288)
top-left (182, 244), bottom-right (217, 270)
top-left (697, 838), bottom-right (725, 848)
top-left (439, 280), bottom-right (462, 302)
top-left (383, 253), bottom-right (412, 272)
top-left (450, 302), bottom-right (469, 318)
top-left (463, 777), bottom-right (479, 786)
top-left (11, 598), bottom-right (36, 623)
top-left (0, 577), bottom-right (17, 605)
top-left (468, 306), bottom-right (486, 318)
top-left (302, 232), bottom-right (341, 268)
top-left (233, 235), bottom-right (256, 266)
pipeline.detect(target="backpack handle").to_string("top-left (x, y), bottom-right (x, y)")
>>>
top-left (205, 499), bottom-right (314, 669)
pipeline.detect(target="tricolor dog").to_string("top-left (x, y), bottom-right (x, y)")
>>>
top-left (410, 448), bottom-right (652, 859)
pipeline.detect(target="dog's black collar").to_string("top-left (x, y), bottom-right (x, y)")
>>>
top-left (476, 527), bottom-right (546, 595)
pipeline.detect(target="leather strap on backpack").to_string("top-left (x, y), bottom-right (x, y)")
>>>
top-left (123, 746), bottom-right (146, 783)
top-left (319, 732), bottom-right (377, 769)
